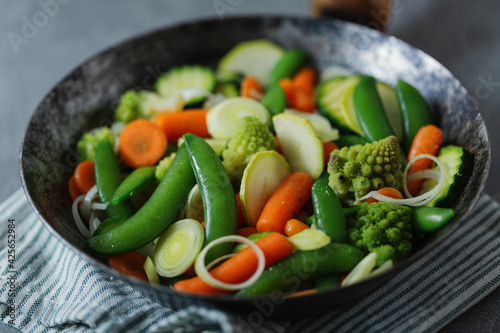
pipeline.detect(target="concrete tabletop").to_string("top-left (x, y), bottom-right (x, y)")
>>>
top-left (1, 0), bottom-right (499, 332)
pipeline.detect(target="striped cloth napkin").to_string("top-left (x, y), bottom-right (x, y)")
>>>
top-left (1, 188), bottom-right (500, 333)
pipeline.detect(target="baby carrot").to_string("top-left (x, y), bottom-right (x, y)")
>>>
top-left (154, 109), bottom-right (209, 141)
top-left (68, 175), bottom-right (82, 201)
top-left (293, 66), bottom-right (316, 96)
top-left (237, 227), bottom-right (258, 238)
top-left (279, 78), bottom-right (295, 103)
top-left (240, 75), bottom-right (263, 99)
top-left (365, 187), bottom-right (404, 203)
top-left (256, 172), bottom-right (314, 234)
top-left (118, 119), bottom-right (167, 168)
top-left (323, 141), bottom-right (339, 166)
top-left (107, 251), bottom-right (148, 281)
top-left (73, 160), bottom-right (96, 194)
top-left (284, 219), bottom-right (310, 237)
top-left (292, 89), bottom-right (316, 113)
top-left (406, 125), bottom-right (443, 196)
top-left (173, 232), bottom-right (294, 294)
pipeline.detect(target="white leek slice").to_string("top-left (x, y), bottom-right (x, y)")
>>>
top-left (144, 256), bottom-right (160, 284)
top-left (194, 235), bottom-right (266, 291)
top-left (153, 219), bottom-right (204, 278)
top-left (370, 259), bottom-right (394, 278)
top-left (288, 229), bottom-right (330, 251)
top-left (341, 252), bottom-right (377, 287)
top-left (81, 185), bottom-right (98, 219)
top-left (72, 195), bottom-right (91, 239)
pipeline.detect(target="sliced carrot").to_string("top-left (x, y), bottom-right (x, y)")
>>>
top-left (292, 89), bottom-right (316, 113)
top-left (241, 76), bottom-right (263, 99)
top-left (200, 221), bottom-right (205, 229)
top-left (154, 109), bottom-right (209, 141)
top-left (406, 125), bottom-right (443, 196)
top-left (235, 193), bottom-right (246, 228)
top-left (68, 175), bottom-right (82, 201)
top-left (279, 78), bottom-right (295, 103)
top-left (73, 160), bottom-right (96, 194)
top-left (237, 227), bottom-right (258, 238)
top-left (323, 141), bottom-right (339, 167)
top-left (284, 219), bottom-right (310, 237)
top-left (365, 187), bottom-right (404, 204)
top-left (173, 232), bottom-right (294, 294)
top-left (256, 172), bottom-right (314, 234)
top-left (293, 66), bottom-right (316, 96)
top-left (107, 251), bottom-right (148, 281)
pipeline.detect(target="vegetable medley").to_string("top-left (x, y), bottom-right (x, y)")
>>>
top-left (68, 39), bottom-right (474, 297)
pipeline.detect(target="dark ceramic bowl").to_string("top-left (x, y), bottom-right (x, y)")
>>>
top-left (20, 16), bottom-right (490, 320)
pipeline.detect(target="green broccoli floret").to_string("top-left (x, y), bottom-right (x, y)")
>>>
top-left (327, 135), bottom-right (403, 206)
top-left (347, 202), bottom-right (412, 266)
top-left (155, 152), bottom-right (176, 181)
top-left (221, 117), bottom-right (277, 183)
top-left (77, 127), bottom-right (114, 161)
top-left (114, 90), bottom-right (183, 123)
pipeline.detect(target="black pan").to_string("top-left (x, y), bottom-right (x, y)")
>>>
top-left (19, 16), bottom-right (490, 320)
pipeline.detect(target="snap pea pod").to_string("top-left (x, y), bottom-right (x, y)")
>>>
top-left (110, 166), bottom-right (156, 205)
top-left (261, 83), bottom-right (286, 118)
top-left (411, 207), bottom-right (455, 234)
top-left (268, 49), bottom-right (308, 85)
top-left (94, 140), bottom-right (135, 220)
top-left (183, 133), bottom-right (238, 264)
top-left (87, 143), bottom-right (196, 254)
top-left (335, 135), bottom-right (369, 148)
top-left (305, 206), bottom-right (360, 226)
top-left (313, 274), bottom-right (341, 291)
top-left (395, 80), bottom-right (434, 153)
top-left (236, 243), bottom-right (365, 297)
top-left (353, 76), bottom-right (395, 142)
top-left (311, 180), bottom-right (346, 243)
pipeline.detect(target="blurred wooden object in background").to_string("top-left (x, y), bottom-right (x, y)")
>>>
top-left (311, 0), bottom-right (392, 31)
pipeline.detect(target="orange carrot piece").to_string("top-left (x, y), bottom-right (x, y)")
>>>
top-left (118, 119), bottom-right (167, 168)
top-left (237, 227), bottom-right (258, 238)
top-left (154, 110), bottom-right (209, 141)
top-left (73, 160), bottom-right (96, 194)
top-left (235, 193), bottom-right (246, 228)
top-left (107, 251), bottom-right (148, 281)
top-left (323, 141), bottom-right (339, 167)
top-left (292, 89), bottom-right (316, 113)
top-left (173, 232), bottom-right (294, 294)
top-left (286, 289), bottom-right (318, 298)
top-left (256, 172), bottom-right (314, 234)
top-left (293, 66), bottom-right (316, 96)
top-left (365, 187), bottom-right (404, 204)
top-left (241, 76), bottom-right (263, 99)
top-left (200, 221), bottom-right (205, 229)
top-left (406, 125), bottom-right (443, 196)
top-left (68, 175), bottom-right (83, 201)
top-left (184, 263), bottom-right (196, 276)
top-left (284, 219), bottom-right (310, 237)
top-left (279, 78), bottom-right (295, 103)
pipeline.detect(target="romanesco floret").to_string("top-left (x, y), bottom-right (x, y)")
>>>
top-left (114, 90), bottom-right (183, 123)
top-left (327, 135), bottom-right (403, 205)
top-left (77, 127), bottom-right (114, 161)
top-left (155, 153), bottom-right (176, 181)
top-left (347, 202), bottom-right (412, 266)
top-left (222, 116), bottom-right (276, 183)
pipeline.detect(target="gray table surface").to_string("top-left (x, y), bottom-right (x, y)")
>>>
top-left (1, 0), bottom-right (499, 332)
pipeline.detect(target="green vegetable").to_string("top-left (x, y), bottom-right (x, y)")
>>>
top-left (177, 138), bottom-right (227, 156)
top-left (420, 145), bottom-right (474, 208)
top-left (268, 48), bottom-right (308, 85)
top-left (111, 166), bottom-right (156, 205)
top-left (233, 231), bottom-right (274, 253)
top-left (155, 65), bottom-right (216, 105)
top-left (143, 256), bottom-right (160, 284)
top-left (114, 90), bottom-right (184, 124)
top-left (92, 217), bottom-right (124, 236)
top-left (335, 135), bottom-right (369, 148)
top-left (313, 275), bottom-right (341, 291)
top-left (347, 202), bottom-right (412, 266)
top-left (152, 218), bottom-right (204, 277)
top-left (155, 152), bottom-right (177, 181)
top-left (215, 82), bottom-right (239, 98)
top-left (353, 76), bottom-right (395, 142)
top-left (260, 83), bottom-right (286, 119)
top-left (77, 127), bottom-right (114, 161)
top-left (94, 140), bottom-right (135, 220)
top-left (341, 252), bottom-right (377, 287)
top-left (183, 133), bottom-right (238, 264)
top-left (311, 180), bottom-right (346, 243)
top-left (236, 243), bottom-right (365, 297)
top-left (216, 70), bottom-right (245, 86)
top-left (395, 80), bottom-right (435, 153)
top-left (221, 116), bottom-right (277, 183)
top-left (411, 206), bottom-right (456, 234)
top-left (288, 229), bottom-right (331, 251)
top-left (284, 110), bottom-right (340, 143)
top-left (87, 143), bottom-right (196, 254)
top-left (327, 136), bottom-right (403, 205)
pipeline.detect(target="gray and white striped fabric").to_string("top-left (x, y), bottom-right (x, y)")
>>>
top-left (1, 188), bottom-right (500, 333)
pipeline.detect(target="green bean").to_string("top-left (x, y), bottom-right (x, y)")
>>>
top-left (110, 166), bottom-right (156, 205)
top-left (311, 180), bottom-right (346, 243)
